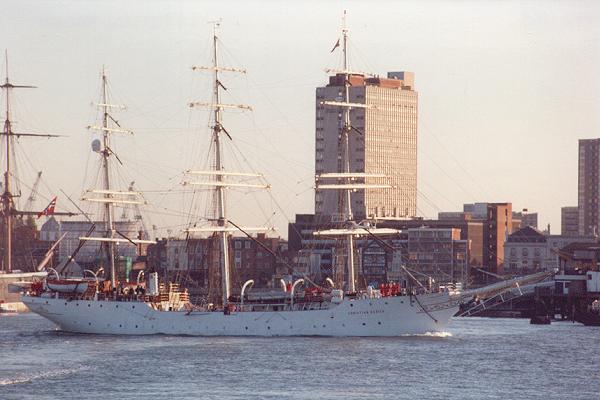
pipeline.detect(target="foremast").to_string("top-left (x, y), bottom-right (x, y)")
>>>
top-left (83, 68), bottom-right (153, 289)
top-left (101, 70), bottom-right (117, 289)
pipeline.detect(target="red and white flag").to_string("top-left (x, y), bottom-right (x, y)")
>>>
top-left (37, 196), bottom-right (57, 219)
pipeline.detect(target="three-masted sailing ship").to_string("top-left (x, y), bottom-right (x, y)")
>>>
top-left (23, 22), bottom-right (461, 335)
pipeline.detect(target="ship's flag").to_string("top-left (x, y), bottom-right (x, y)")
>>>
top-left (37, 196), bottom-right (57, 219)
top-left (330, 38), bottom-right (340, 53)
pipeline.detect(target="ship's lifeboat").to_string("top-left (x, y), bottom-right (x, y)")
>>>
top-left (46, 279), bottom-right (90, 294)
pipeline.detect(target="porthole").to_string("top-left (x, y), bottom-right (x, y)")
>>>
top-left (100, 304), bottom-right (103, 308)
top-left (88, 304), bottom-right (91, 307)
top-left (132, 306), bottom-right (135, 309)
top-left (245, 326), bottom-right (248, 330)
top-left (135, 325), bottom-right (138, 328)
top-left (362, 323), bottom-right (366, 326)
top-left (89, 322), bottom-right (92, 326)
top-left (116, 305), bottom-right (119, 308)
top-left (267, 326), bottom-right (271, 330)
top-left (378, 322), bottom-right (382, 325)
top-left (119, 324), bottom-right (122, 328)
top-left (64, 302), bottom-right (68, 306)
top-left (350, 304), bottom-right (354, 307)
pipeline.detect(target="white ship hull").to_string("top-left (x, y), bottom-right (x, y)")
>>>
top-left (23, 292), bottom-right (459, 336)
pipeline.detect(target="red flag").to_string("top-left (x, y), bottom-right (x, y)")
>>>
top-left (37, 196), bottom-right (57, 219)
top-left (330, 38), bottom-right (340, 53)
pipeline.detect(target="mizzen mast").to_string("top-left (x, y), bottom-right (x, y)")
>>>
top-left (315, 12), bottom-right (394, 293)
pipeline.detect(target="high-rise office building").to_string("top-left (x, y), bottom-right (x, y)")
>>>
top-left (578, 139), bottom-right (600, 236)
top-left (315, 71), bottom-right (418, 221)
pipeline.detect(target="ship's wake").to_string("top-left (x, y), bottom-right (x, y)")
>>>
top-left (0, 366), bottom-right (87, 386)
top-left (395, 331), bottom-right (453, 339)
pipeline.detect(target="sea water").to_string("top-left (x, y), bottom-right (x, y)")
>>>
top-left (1, 314), bottom-right (598, 400)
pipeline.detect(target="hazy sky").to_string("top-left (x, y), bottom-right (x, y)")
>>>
top-left (1, 0), bottom-right (599, 238)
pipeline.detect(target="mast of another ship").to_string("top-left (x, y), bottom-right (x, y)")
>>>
top-left (0, 52), bottom-right (59, 272)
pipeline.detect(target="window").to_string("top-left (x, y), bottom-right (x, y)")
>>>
top-left (522, 248), bottom-right (529, 257)
top-left (235, 241), bottom-right (241, 249)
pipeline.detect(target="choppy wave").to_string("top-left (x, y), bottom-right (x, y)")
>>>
top-left (0, 366), bottom-right (87, 386)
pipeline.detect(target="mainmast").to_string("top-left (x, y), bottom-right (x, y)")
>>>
top-left (211, 23), bottom-right (231, 306)
top-left (187, 22), bottom-right (268, 306)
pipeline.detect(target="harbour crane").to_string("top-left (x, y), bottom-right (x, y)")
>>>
top-left (24, 171), bottom-right (42, 211)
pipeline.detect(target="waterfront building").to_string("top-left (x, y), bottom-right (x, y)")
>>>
top-left (561, 206), bottom-right (580, 237)
top-left (504, 226), bottom-right (596, 274)
top-left (288, 214), bottom-right (473, 287)
top-left (459, 202), bottom-right (513, 279)
top-left (512, 211), bottom-right (538, 229)
top-left (315, 72), bottom-right (418, 221)
top-left (578, 139), bottom-right (600, 236)
top-left (407, 227), bottom-right (469, 285)
top-left (557, 241), bottom-right (600, 274)
top-left (504, 227), bottom-right (548, 273)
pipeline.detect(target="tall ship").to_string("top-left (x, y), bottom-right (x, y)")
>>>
top-left (23, 21), bottom-right (462, 335)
